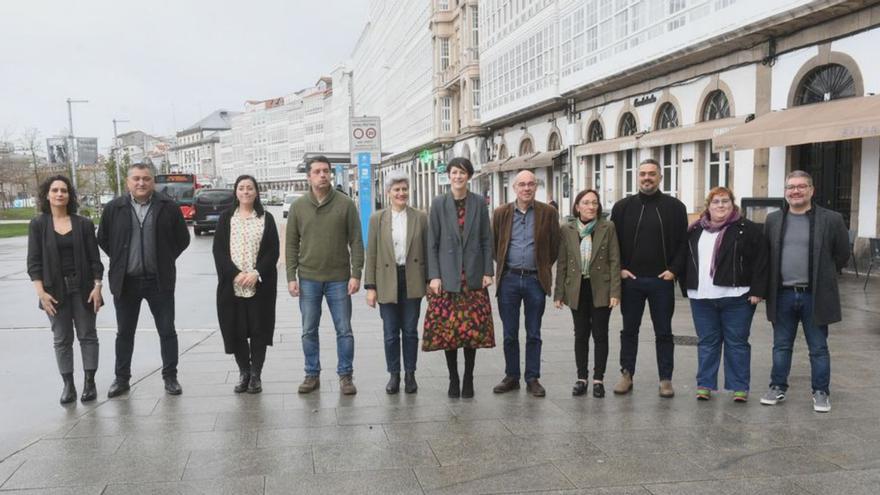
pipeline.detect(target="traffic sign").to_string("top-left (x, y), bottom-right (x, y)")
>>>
top-left (350, 116), bottom-right (381, 164)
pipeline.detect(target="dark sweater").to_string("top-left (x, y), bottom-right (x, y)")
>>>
top-left (611, 191), bottom-right (688, 278)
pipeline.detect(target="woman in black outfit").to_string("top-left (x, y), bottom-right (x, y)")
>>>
top-left (212, 175), bottom-right (279, 393)
top-left (27, 175), bottom-right (104, 404)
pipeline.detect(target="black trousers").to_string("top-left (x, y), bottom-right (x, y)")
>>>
top-left (570, 278), bottom-right (611, 381)
top-left (113, 276), bottom-right (178, 380)
top-left (230, 296), bottom-right (268, 373)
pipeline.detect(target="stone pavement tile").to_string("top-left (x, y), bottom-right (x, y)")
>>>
top-left (583, 427), bottom-right (714, 455)
top-left (427, 433), bottom-right (602, 466)
top-left (643, 477), bottom-right (809, 494)
top-left (131, 381), bottom-right (285, 399)
top-left (82, 398), bottom-right (159, 418)
top-left (2, 452), bottom-right (190, 490)
top-left (335, 403), bottom-right (456, 425)
top-left (214, 407), bottom-right (338, 431)
top-left (788, 468), bottom-right (880, 495)
top-left (816, 417), bottom-right (880, 442)
top-left (103, 476), bottom-right (265, 495)
top-left (447, 398), bottom-right (571, 422)
top-left (282, 390), bottom-right (382, 410)
top-left (312, 440), bottom-right (439, 473)
top-left (151, 393), bottom-right (284, 415)
top-left (722, 396), bottom-right (880, 424)
top-left (0, 487), bottom-right (105, 495)
top-left (5, 435), bottom-right (124, 461)
top-left (256, 424), bottom-right (387, 448)
top-left (697, 421), bottom-right (861, 452)
top-left (265, 468), bottom-right (423, 494)
top-left (812, 441), bottom-right (880, 470)
top-left (182, 445), bottom-right (313, 480)
top-left (383, 419), bottom-right (512, 442)
top-left (553, 453), bottom-right (711, 487)
top-left (63, 413), bottom-right (218, 438)
top-left (413, 461), bottom-right (575, 494)
top-left (0, 458), bottom-right (24, 487)
top-left (522, 488), bottom-right (651, 495)
top-left (682, 446), bottom-right (842, 479)
top-left (500, 416), bottom-right (587, 435)
top-left (116, 430), bottom-right (258, 455)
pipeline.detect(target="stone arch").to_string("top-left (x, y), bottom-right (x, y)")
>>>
top-left (695, 75), bottom-right (737, 122)
top-left (786, 45), bottom-right (864, 108)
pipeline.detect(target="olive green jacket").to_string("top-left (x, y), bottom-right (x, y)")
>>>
top-left (554, 217), bottom-right (621, 311)
top-left (364, 206), bottom-right (428, 304)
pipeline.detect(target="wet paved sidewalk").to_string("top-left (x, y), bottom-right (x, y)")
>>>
top-left (1, 273), bottom-right (879, 494)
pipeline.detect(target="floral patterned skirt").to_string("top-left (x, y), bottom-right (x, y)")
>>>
top-left (422, 282), bottom-right (495, 352)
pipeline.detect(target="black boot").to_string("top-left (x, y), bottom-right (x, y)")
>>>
top-left (60, 373), bottom-right (76, 405)
top-left (80, 370), bottom-right (97, 402)
top-left (234, 369), bottom-right (250, 394)
top-left (448, 373), bottom-right (461, 398)
top-left (461, 373), bottom-right (474, 398)
top-left (445, 350), bottom-right (460, 398)
top-left (247, 370), bottom-right (262, 394)
top-left (404, 372), bottom-right (417, 394)
top-left (385, 373), bottom-right (400, 394)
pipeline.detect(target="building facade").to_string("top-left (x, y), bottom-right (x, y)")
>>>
top-left (173, 110), bottom-right (238, 177)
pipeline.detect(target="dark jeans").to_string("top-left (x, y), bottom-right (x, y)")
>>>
top-left (498, 272), bottom-right (546, 381)
top-left (689, 295), bottom-right (755, 391)
top-left (48, 289), bottom-right (99, 375)
top-left (570, 278), bottom-right (611, 381)
top-left (378, 268), bottom-right (421, 373)
top-left (770, 288), bottom-right (831, 394)
top-left (113, 276), bottom-right (178, 380)
top-left (619, 277), bottom-right (675, 379)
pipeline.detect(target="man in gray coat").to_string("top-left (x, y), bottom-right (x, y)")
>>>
top-left (760, 170), bottom-right (849, 413)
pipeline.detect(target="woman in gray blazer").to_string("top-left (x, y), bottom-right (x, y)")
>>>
top-left (424, 157), bottom-right (495, 399)
top-left (364, 170), bottom-right (428, 395)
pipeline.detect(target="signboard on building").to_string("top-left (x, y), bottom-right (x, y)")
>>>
top-left (350, 116), bottom-right (381, 164)
top-left (46, 138), bottom-right (68, 164)
top-left (76, 138), bottom-right (98, 165)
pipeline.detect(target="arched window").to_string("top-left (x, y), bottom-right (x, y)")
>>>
top-left (619, 112), bottom-right (637, 136)
top-left (519, 138), bottom-right (533, 155)
top-left (702, 90), bottom-right (730, 121)
top-left (656, 102), bottom-right (679, 129)
top-left (794, 63), bottom-right (855, 105)
top-left (548, 132), bottom-right (562, 151)
top-left (587, 121), bottom-right (604, 142)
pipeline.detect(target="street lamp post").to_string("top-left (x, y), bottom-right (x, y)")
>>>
top-left (66, 98), bottom-right (88, 190)
top-left (112, 118), bottom-right (130, 196)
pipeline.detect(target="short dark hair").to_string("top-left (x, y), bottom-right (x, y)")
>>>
top-left (128, 162), bottom-right (157, 176)
top-left (38, 175), bottom-right (78, 215)
top-left (639, 158), bottom-right (661, 172)
top-left (447, 157), bottom-right (474, 178)
top-left (571, 188), bottom-right (602, 218)
top-left (232, 175), bottom-right (265, 217)
top-left (306, 155), bottom-right (331, 173)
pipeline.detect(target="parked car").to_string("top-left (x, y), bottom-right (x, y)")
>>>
top-left (193, 189), bottom-right (234, 236)
top-left (282, 193), bottom-right (301, 218)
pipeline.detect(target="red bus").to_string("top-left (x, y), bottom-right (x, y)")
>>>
top-left (155, 173), bottom-right (203, 220)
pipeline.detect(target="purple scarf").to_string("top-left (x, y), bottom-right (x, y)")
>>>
top-left (688, 208), bottom-right (741, 277)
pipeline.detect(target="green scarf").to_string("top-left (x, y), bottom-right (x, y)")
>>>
top-left (578, 219), bottom-right (598, 277)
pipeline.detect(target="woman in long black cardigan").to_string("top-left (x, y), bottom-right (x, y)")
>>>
top-left (212, 175), bottom-right (279, 394)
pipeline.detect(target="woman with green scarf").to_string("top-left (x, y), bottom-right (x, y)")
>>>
top-left (554, 189), bottom-right (621, 398)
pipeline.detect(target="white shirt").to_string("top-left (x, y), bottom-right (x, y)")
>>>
top-left (687, 230), bottom-right (749, 300)
top-left (391, 208), bottom-right (407, 266)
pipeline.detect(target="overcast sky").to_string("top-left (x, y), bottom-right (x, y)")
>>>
top-left (1, 0), bottom-right (370, 154)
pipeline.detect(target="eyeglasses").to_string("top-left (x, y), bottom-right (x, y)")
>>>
top-left (710, 198), bottom-right (732, 205)
top-left (785, 184), bottom-right (811, 191)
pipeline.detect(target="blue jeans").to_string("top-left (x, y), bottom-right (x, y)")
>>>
top-left (770, 288), bottom-right (830, 394)
top-left (619, 277), bottom-right (675, 379)
top-left (299, 279), bottom-right (354, 376)
top-left (378, 268), bottom-right (421, 373)
top-left (498, 272), bottom-right (546, 381)
top-left (689, 295), bottom-right (755, 391)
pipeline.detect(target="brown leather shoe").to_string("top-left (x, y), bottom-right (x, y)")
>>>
top-left (297, 375), bottom-right (320, 394)
top-left (659, 379), bottom-right (675, 398)
top-left (339, 374), bottom-right (357, 395)
top-left (613, 371), bottom-right (633, 395)
top-left (492, 376), bottom-right (520, 393)
top-left (526, 379), bottom-right (546, 397)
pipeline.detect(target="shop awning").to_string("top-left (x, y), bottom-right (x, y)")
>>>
top-left (480, 157), bottom-right (511, 173)
top-left (713, 95), bottom-right (880, 150)
top-left (498, 152), bottom-right (538, 172)
top-left (575, 117), bottom-right (741, 157)
top-left (522, 149), bottom-right (567, 169)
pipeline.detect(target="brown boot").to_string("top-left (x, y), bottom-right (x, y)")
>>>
top-left (339, 374), bottom-right (357, 395)
top-left (659, 380), bottom-right (675, 398)
top-left (613, 371), bottom-right (633, 395)
top-left (492, 376), bottom-right (520, 393)
top-left (297, 375), bottom-right (320, 394)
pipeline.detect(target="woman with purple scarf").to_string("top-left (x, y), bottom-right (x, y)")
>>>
top-left (680, 187), bottom-right (769, 402)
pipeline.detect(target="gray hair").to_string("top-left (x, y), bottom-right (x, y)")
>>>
top-left (383, 169), bottom-right (410, 194)
top-left (128, 162), bottom-right (157, 177)
top-left (786, 169), bottom-right (813, 186)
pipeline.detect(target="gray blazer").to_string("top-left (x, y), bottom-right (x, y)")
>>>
top-left (427, 192), bottom-right (494, 292)
top-left (764, 204), bottom-right (849, 326)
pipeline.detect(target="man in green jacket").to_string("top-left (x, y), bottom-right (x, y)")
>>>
top-left (286, 156), bottom-right (364, 395)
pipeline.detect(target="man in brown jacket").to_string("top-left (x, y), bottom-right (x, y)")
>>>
top-left (492, 169), bottom-right (560, 396)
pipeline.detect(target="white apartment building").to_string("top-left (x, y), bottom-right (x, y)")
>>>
top-left (173, 110), bottom-right (238, 177)
top-left (113, 130), bottom-right (176, 171)
top-left (475, 0), bottom-right (880, 261)
top-left (217, 70), bottom-right (353, 191)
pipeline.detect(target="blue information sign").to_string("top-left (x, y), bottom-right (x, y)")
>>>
top-left (334, 164), bottom-right (345, 193)
top-left (357, 152), bottom-right (372, 246)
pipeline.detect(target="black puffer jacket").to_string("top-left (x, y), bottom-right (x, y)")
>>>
top-left (680, 218), bottom-right (769, 298)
